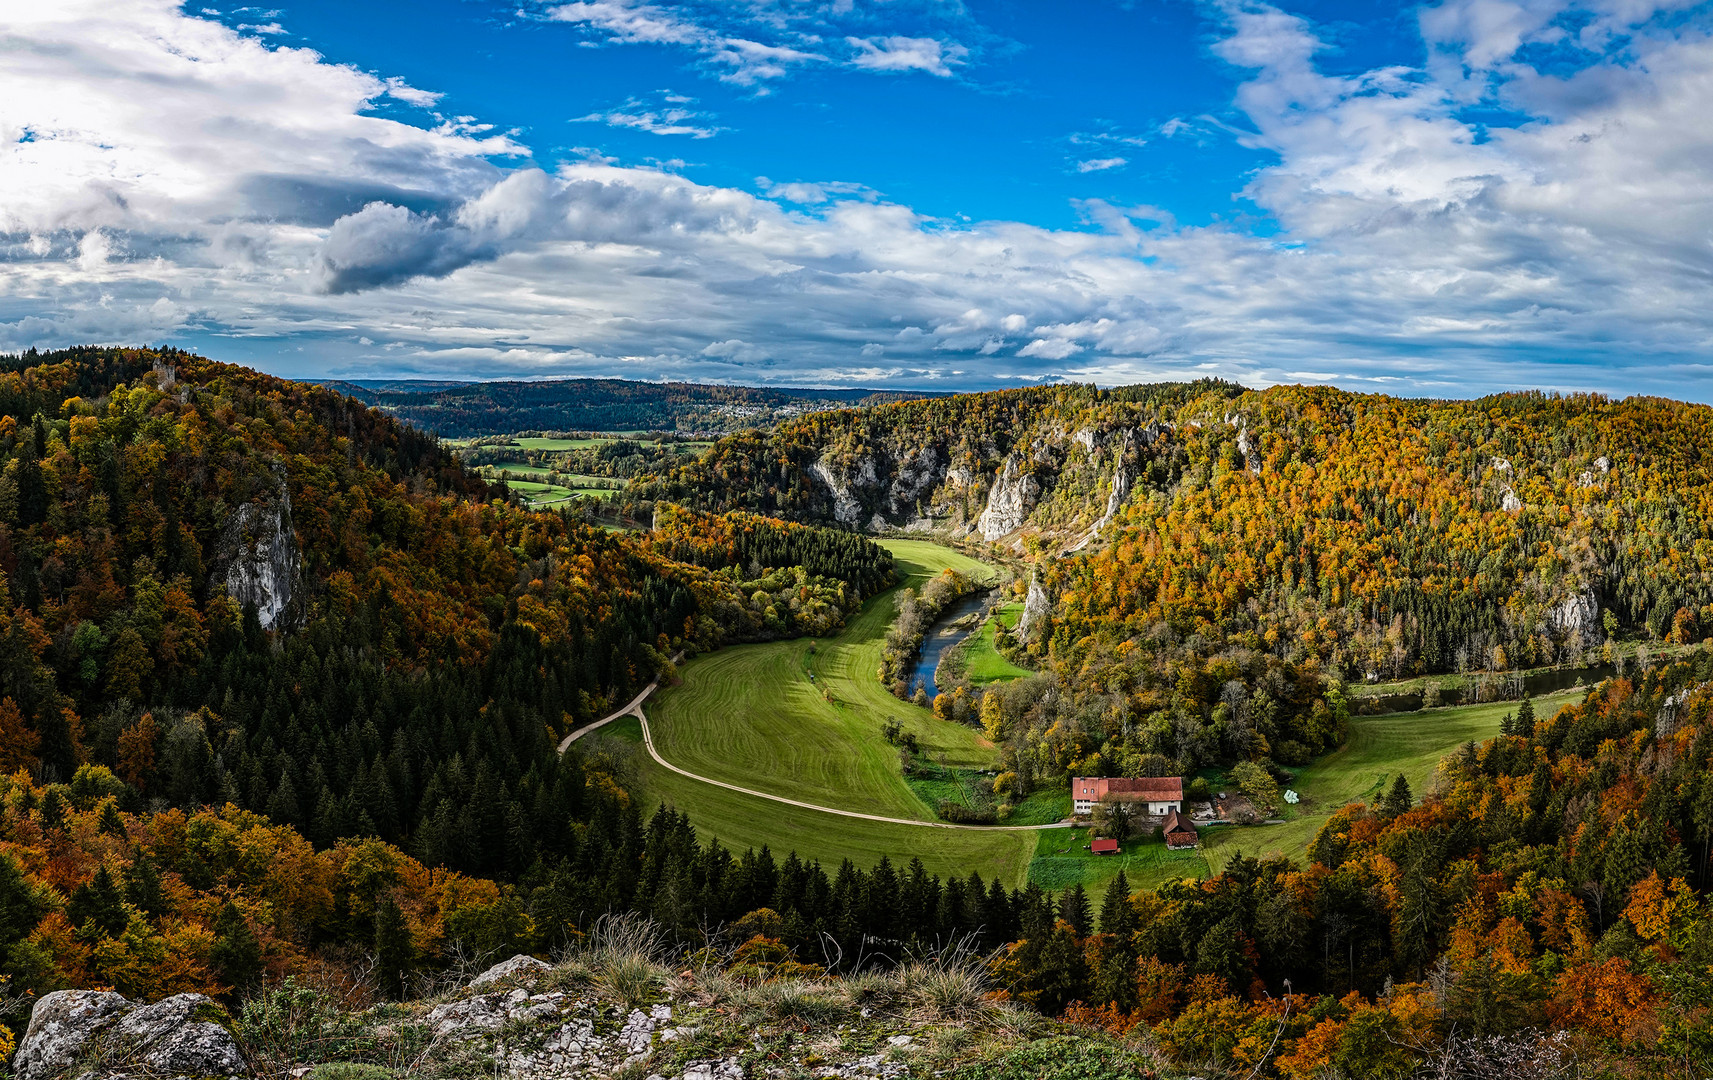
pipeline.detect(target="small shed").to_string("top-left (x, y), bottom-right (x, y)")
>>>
top-left (1162, 809), bottom-right (1199, 850)
top-left (1090, 837), bottom-right (1119, 855)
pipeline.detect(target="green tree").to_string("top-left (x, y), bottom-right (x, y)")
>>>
top-left (67, 865), bottom-right (130, 939)
top-left (1381, 773), bottom-right (1413, 817)
top-left (1097, 871), bottom-right (1134, 936)
top-left (374, 896), bottom-right (415, 999)
top-left (1093, 797), bottom-right (1132, 840)
top-left (1229, 761), bottom-right (1280, 814)
top-left (210, 901), bottom-right (264, 991)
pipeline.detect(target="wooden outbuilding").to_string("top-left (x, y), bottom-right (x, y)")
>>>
top-left (1162, 808), bottom-right (1199, 850)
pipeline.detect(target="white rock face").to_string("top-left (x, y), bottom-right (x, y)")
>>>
top-left (809, 459), bottom-right (868, 527)
top-left (977, 457), bottom-right (1040, 540)
top-left (214, 474), bottom-right (300, 629)
top-left (1500, 487), bottom-right (1522, 512)
top-left (886, 445), bottom-right (943, 516)
top-left (1016, 576), bottom-right (1051, 642)
top-left (13, 990), bottom-right (247, 1080)
top-left (1073, 428), bottom-right (1097, 453)
top-left (1547, 589), bottom-right (1600, 640)
top-left (1071, 440), bottom-right (1132, 552)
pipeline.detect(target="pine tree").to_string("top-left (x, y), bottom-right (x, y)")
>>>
top-left (1097, 871), bottom-right (1134, 935)
top-left (1382, 773), bottom-right (1413, 817)
top-left (67, 865), bottom-right (129, 939)
top-left (375, 896), bottom-right (415, 999)
top-left (1060, 885), bottom-right (1092, 936)
top-left (210, 901), bottom-right (264, 990)
top-left (1515, 695), bottom-right (1535, 738)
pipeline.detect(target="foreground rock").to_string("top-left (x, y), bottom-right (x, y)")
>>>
top-left (12, 990), bottom-right (247, 1080)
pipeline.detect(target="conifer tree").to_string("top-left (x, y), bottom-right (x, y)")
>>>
top-left (375, 896), bottom-right (415, 999)
top-left (210, 901), bottom-right (263, 990)
top-left (1382, 773), bottom-right (1413, 817)
top-left (1098, 871), bottom-right (1134, 935)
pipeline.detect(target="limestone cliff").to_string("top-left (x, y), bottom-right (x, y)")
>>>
top-left (210, 469), bottom-right (301, 629)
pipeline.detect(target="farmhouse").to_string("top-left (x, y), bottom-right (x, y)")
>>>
top-left (1072, 776), bottom-right (1183, 816)
top-left (1162, 809), bottom-right (1199, 850)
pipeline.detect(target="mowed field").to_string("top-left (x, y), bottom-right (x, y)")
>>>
top-left (1019, 690), bottom-right (1579, 904)
top-left (1199, 689), bottom-right (1581, 872)
top-left (646, 540), bottom-right (1003, 819)
top-left (598, 716), bottom-right (1036, 885)
top-left (950, 601), bottom-right (1033, 685)
top-left (623, 539), bottom-right (1040, 885)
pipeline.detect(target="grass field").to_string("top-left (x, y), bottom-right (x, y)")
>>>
top-left (946, 602), bottom-right (1034, 685)
top-left (1199, 689), bottom-right (1581, 872)
top-left (594, 717), bottom-right (1037, 885)
top-left (1015, 690), bottom-right (1581, 903)
top-left (621, 540), bottom-right (1042, 885)
top-left (646, 540), bottom-right (1003, 820)
top-left (1027, 827), bottom-right (1212, 897)
top-left (498, 478), bottom-right (580, 507)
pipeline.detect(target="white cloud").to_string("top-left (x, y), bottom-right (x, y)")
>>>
top-left (540, 1), bottom-right (975, 85)
top-left (575, 93), bottom-right (721, 137)
top-left (846, 36), bottom-right (967, 77)
top-left (1076, 157), bottom-right (1128, 173)
top-left (8, 0), bottom-right (1713, 400)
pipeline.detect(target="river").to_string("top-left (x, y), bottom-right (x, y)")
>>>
top-left (904, 589), bottom-right (995, 698)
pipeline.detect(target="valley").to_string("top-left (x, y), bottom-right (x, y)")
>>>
top-left (593, 538), bottom-right (1045, 884)
top-left (4, 349), bottom-right (1712, 1079)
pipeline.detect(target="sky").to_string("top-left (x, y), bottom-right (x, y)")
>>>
top-left (5, 0), bottom-right (1713, 397)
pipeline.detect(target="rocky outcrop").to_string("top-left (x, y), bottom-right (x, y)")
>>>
top-left (1070, 432), bottom-right (1133, 552)
top-left (1015, 576), bottom-right (1051, 642)
top-left (13, 990), bottom-right (246, 1080)
top-left (212, 469), bottom-right (300, 629)
top-left (809, 458), bottom-right (871, 528)
top-left (1547, 588), bottom-right (1601, 641)
top-left (469, 953), bottom-right (554, 990)
top-left (977, 457), bottom-right (1040, 541)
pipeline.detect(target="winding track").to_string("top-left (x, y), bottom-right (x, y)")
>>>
top-left (560, 655), bottom-right (1070, 833)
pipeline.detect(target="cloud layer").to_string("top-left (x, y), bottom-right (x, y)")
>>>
top-left (5, 0), bottom-right (1713, 397)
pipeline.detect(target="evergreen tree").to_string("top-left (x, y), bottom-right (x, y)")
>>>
top-left (375, 896), bottom-right (415, 999)
top-left (1382, 773), bottom-right (1413, 817)
top-left (67, 865), bottom-right (129, 939)
top-left (1059, 885), bottom-right (1092, 936)
top-left (210, 901), bottom-right (264, 990)
top-left (1515, 695), bottom-right (1535, 738)
top-left (1097, 871), bottom-right (1134, 935)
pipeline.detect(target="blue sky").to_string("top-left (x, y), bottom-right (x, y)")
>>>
top-left (246, 0), bottom-right (1299, 231)
top-left (6, 1), bottom-right (1713, 396)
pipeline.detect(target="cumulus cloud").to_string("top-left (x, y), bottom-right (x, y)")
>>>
top-left (8, 0), bottom-right (1713, 399)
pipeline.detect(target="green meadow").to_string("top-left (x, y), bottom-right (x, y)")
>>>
top-left (615, 539), bottom-right (1042, 885)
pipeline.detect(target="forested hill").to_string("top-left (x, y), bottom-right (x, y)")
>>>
top-left (0, 346), bottom-right (894, 876)
top-left (326, 376), bottom-right (946, 437)
top-left (636, 381), bottom-right (1713, 683)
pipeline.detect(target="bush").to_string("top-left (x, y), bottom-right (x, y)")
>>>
top-left (946, 1034), bottom-right (1164, 1080)
top-left (1186, 777), bottom-right (1212, 802)
top-left (938, 801), bottom-right (997, 825)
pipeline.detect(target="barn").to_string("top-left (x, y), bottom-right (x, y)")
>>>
top-left (1162, 809), bottom-right (1199, 850)
top-left (1071, 776), bottom-right (1184, 816)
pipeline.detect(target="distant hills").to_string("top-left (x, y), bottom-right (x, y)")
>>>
top-left (319, 377), bottom-right (949, 437)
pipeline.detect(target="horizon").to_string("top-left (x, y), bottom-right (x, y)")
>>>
top-left (8, 2), bottom-right (1713, 400)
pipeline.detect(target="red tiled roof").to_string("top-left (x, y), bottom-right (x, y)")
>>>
top-left (1071, 776), bottom-right (1183, 801)
top-left (1091, 837), bottom-right (1119, 853)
